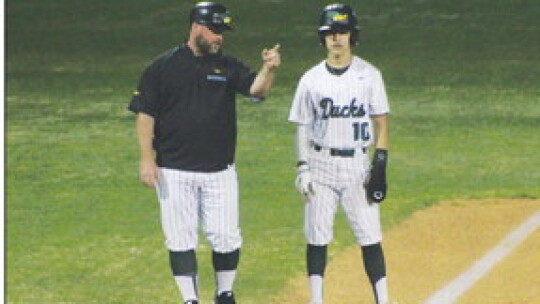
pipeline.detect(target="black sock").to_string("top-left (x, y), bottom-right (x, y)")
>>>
top-left (212, 249), bottom-right (240, 271)
top-left (361, 243), bottom-right (387, 303)
top-left (212, 249), bottom-right (240, 296)
top-left (307, 244), bottom-right (328, 276)
top-left (170, 250), bottom-right (199, 301)
top-left (170, 249), bottom-right (198, 276)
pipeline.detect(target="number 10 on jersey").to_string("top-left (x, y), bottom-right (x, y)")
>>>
top-left (353, 122), bottom-right (370, 141)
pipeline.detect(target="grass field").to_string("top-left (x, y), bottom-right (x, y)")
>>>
top-left (6, 0), bottom-right (540, 303)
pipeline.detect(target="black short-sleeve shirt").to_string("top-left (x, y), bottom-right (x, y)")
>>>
top-left (128, 45), bottom-right (257, 172)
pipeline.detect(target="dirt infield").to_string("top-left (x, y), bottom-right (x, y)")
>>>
top-left (275, 198), bottom-right (540, 304)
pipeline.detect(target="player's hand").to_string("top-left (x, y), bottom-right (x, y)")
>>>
top-left (140, 159), bottom-right (158, 188)
top-left (261, 44), bottom-right (281, 71)
top-left (295, 163), bottom-right (315, 197)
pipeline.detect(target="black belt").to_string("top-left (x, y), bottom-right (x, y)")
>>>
top-left (313, 144), bottom-right (366, 157)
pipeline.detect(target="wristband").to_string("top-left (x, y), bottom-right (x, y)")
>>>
top-left (372, 149), bottom-right (388, 166)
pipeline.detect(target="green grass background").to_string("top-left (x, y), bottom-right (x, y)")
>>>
top-left (6, 0), bottom-right (540, 303)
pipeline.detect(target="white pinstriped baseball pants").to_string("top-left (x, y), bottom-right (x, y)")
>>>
top-left (156, 165), bottom-right (241, 253)
top-left (305, 147), bottom-right (382, 246)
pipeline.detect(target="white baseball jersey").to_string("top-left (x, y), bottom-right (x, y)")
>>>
top-left (289, 56), bottom-right (389, 149)
top-left (289, 56), bottom-right (390, 246)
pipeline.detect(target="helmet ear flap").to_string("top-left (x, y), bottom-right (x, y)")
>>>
top-left (319, 33), bottom-right (326, 46)
top-left (350, 30), bottom-right (359, 46)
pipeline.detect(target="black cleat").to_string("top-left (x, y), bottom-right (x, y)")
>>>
top-left (215, 291), bottom-right (236, 304)
top-left (185, 300), bottom-right (198, 304)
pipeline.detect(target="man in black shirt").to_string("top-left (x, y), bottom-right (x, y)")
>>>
top-left (128, 2), bottom-right (281, 304)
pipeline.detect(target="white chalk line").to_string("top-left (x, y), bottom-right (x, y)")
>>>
top-left (422, 210), bottom-right (540, 304)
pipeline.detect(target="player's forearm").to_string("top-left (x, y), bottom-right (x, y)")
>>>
top-left (296, 124), bottom-right (310, 162)
top-left (136, 113), bottom-right (156, 161)
top-left (373, 115), bottom-right (389, 150)
top-left (250, 65), bottom-right (276, 98)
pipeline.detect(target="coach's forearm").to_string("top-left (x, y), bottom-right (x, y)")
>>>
top-left (136, 113), bottom-right (159, 188)
top-left (250, 64), bottom-right (276, 98)
top-left (373, 115), bottom-right (389, 149)
top-left (136, 113), bottom-right (156, 161)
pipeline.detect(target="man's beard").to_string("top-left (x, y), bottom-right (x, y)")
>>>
top-left (195, 35), bottom-right (221, 55)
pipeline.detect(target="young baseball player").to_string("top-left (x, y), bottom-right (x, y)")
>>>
top-left (128, 2), bottom-right (280, 304)
top-left (288, 4), bottom-right (393, 304)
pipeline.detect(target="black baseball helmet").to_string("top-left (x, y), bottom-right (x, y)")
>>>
top-left (190, 2), bottom-right (233, 32)
top-left (318, 3), bottom-right (359, 45)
